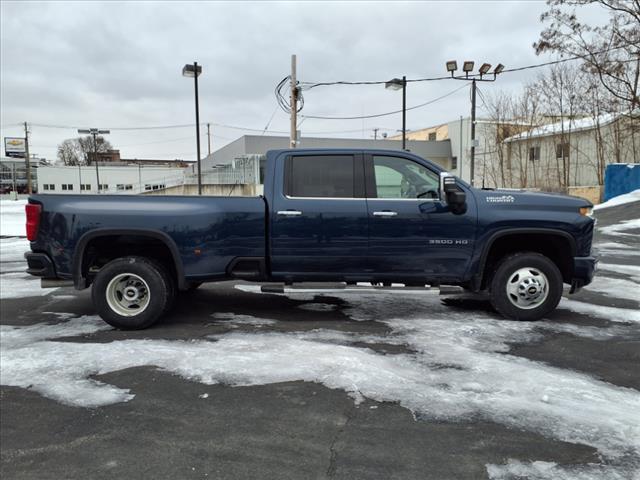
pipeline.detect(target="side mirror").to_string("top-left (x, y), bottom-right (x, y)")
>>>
top-left (440, 173), bottom-right (467, 214)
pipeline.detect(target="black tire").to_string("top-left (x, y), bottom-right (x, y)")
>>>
top-left (92, 256), bottom-right (173, 330)
top-left (489, 252), bottom-right (563, 321)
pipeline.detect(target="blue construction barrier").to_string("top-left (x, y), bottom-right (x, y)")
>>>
top-left (603, 163), bottom-right (640, 201)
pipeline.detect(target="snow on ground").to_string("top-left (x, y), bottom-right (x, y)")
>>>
top-left (0, 199), bottom-right (26, 237)
top-left (582, 275), bottom-right (640, 304)
top-left (594, 241), bottom-right (640, 258)
top-left (598, 263), bottom-right (640, 282)
top-left (2, 289), bottom-right (640, 480)
top-left (594, 189), bottom-right (640, 211)
top-left (0, 272), bottom-right (57, 299)
top-left (0, 237), bottom-right (29, 262)
top-left (486, 459), bottom-right (633, 480)
top-left (599, 218), bottom-right (640, 237)
top-left (559, 298), bottom-right (640, 324)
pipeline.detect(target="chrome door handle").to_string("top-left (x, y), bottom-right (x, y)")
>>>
top-left (373, 211), bottom-right (398, 217)
top-left (277, 210), bottom-right (303, 216)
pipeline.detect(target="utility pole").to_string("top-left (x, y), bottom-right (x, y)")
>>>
top-left (373, 128), bottom-right (379, 140)
top-left (290, 54), bottom-right (298, 148)
top-left (207, 122), bottom-right (211, 156)
top-left (402, 76), bottom-right (407, 151)
top-left (24, 122), bottom-right (32, 194)
top-left (78, 128), bottom-right (110, 193)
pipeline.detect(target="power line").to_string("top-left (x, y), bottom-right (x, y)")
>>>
top-left (300, 83), bottom-right (469, 120)
top-left (299, 45), bottom-right (631, 89)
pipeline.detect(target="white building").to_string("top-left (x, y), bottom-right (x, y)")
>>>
top-left (37, 165), bottom-right (187, 194)
top-left (502, 111), bottom-right (640, 190)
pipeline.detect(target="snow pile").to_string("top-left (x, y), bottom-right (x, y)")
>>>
top-left (0, 199), bottom-right (27, 237)
top-left (0, 272), bottom-right (57, 299)
top-left (559, 298), bottom-right (640, 324)
top-left (594, 189), bottom-right (640, 211)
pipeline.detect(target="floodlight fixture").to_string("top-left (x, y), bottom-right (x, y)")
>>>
top-left (385, 78), bottom-right (404, 91)
top-left (182, 63), bottom-right (202, 78)
top-left (446, 60), bottom-right (458, 73)
top-left (479, 63), bottom-right (492, 75)
top-left (494, 63), bottom-right (505, 74)
top-left (462, 61), bottom-right (475, 73)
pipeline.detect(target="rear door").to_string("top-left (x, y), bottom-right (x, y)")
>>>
top-left (269, 152), bottom-right (368, 278)
top-left (365, 154), bottom-right (476, 281)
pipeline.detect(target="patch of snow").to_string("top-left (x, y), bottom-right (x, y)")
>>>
top-left (598, 263), bottom-right (640, 282)
top-left (599, 218), bottom-right (640, 237)
top-left (583, 276), bottom-right (640, 304)
top-left (198, 393), bottom-right (209, 399)
top-left (594, 189), bottom-right (640, 211)
top-left (559, 298), bottom-right (640, 324)
top-left (0, 237), bottom-right (29, 262)
top-left (486, 459), bottom-right (632, 480)
top-left (210, 312), bottom-right (276, 327)
top-left (298, 303), bottom-right (337, 312)
top-left (0, 272), bottom-right (57, 299)
top-left (0, 199), bottom-right (27, 237)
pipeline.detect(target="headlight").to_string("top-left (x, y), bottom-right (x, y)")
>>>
top-left (579, 206), bottom-right (593, 217)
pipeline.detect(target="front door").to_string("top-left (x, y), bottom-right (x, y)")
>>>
top-left (365, 154), bottom-right (476, 282)
top-left (270, 152), bottom-right (369, 279)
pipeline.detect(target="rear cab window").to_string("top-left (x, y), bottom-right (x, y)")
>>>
top-left (285, 154), bottom-right (360, 198)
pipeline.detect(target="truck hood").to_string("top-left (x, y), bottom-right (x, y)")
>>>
top-left (474, 188), bottom-right (593, 209)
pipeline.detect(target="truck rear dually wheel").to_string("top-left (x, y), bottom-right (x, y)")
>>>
top-left (489, 252), bottom-right (563, 321)
top-left (92, 256), bottom-right (172, 329)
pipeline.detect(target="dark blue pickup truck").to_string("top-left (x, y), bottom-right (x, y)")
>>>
top-left (25, 149), bottom-right (597, 329)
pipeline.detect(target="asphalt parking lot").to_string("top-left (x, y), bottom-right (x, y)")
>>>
top-left (1, 201), bottom-right (639, 480)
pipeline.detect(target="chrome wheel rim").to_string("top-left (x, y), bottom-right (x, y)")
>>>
top-left (106, 273), bottom-right (151, 317)
top-left (506, 267), bottom-right (549, 310)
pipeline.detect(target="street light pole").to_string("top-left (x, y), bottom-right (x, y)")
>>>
top-left (470, 78), bottom-right (476, 187)
top-left (183, 62), bottom-right (203, 195)
top-left (385, 77), bottom-right (407, 150)
top-left (402, 75), bottom-right (407, 150)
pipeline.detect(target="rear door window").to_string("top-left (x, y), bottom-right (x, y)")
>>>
top-left (286, 155), bottom-right (355, 198)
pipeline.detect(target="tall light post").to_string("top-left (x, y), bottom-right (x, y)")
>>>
top-left (385, 76), bottom-right (407, 150)
top-left (78, 128), bottom-right (110, 193)
top-left (182, 62), bottom-right (203, 195)
top-left (446, 61), bottom-right (504, 186)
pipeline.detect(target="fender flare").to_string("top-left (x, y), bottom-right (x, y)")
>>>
top-left (475, 227), bottom-right (577, 288)
top-left (72, 228), bottom-right (186, 289)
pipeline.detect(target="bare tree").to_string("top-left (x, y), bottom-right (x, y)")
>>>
top-left (535, 0), bottom-right (640, 110)
top-left (56, 139), bottom-right (82, 165)
top-left (56, 136), bottom-right (113, 166)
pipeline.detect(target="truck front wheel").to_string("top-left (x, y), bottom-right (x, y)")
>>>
top-left (92, 256), bottom-right (173, 329)
top-left (489, 252), bottom-right (563, 321)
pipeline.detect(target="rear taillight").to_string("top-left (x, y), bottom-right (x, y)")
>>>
top-left (25, 203), bottom-right (42, 241)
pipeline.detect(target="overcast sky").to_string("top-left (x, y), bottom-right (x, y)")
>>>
top-left (1, 0), bottom-right (567, 161)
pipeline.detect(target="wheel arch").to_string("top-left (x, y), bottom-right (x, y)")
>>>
top-left (477, 228), bottom-right (576, 290)
top-left (72, 228), bottom-right (186, 290)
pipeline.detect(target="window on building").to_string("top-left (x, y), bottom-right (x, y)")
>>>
top-left (61, 184), bottom-right (73, 191)
top-left (43, 184), bottom-right (55, 191)
top-left (285, 155), bottom-right (355, 198)
top-left (428, 132), bottom-right (437, 141)
top-left (125, 184), bottom-right (133, 190)
top-left (451, 156), bottom-right (458, 170)
top-left (80, 184), bottom-right (91, 191)
top-left (43, 184), bottom-right (49, 191)
top-left (98, 184), bottom-right (108, 190)
top-left (117, 184), bottom-right (125, 191)
top-left (556, 142), bottom-right (570, 159)
top-left (372, 156), bottom-right (439, 199)
top-left (529, 146), bottom-right (540, 161)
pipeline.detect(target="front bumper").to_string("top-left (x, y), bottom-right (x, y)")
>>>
top-left (570, 256), bottom-right (598, 293)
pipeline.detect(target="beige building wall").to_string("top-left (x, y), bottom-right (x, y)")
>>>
top-left (389, 124), bottom-right (449, 141)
